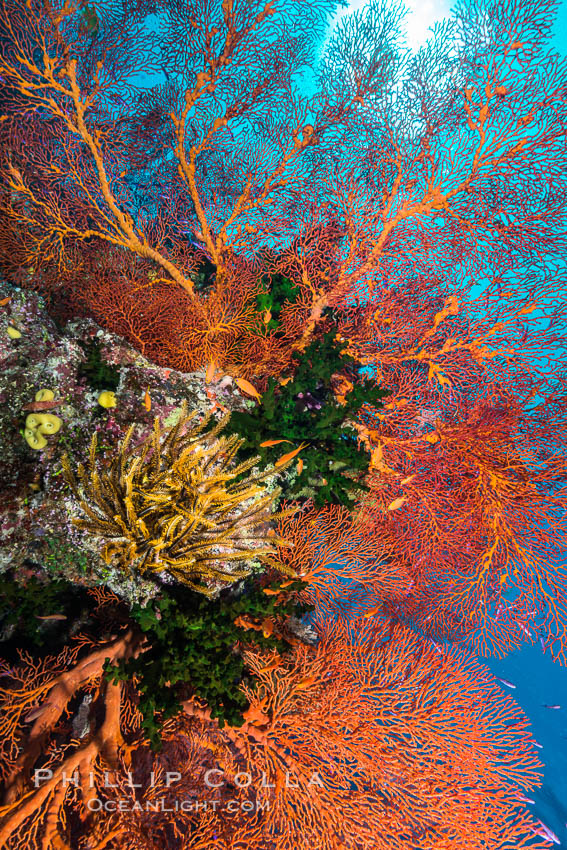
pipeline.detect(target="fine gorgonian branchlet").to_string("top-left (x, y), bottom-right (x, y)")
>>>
top-left (61, 402), bottom-right (297, 594)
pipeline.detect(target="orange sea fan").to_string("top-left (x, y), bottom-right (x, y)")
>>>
top-left (272, 501), bottom-right (413, 620)
top-left (343, 280), bottom-right (567, 661)
top-left (0, 619), bottom-right (551, 850)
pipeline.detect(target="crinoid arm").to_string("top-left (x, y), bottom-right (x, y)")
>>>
top-left (62, 405), bottom-right (297, 593)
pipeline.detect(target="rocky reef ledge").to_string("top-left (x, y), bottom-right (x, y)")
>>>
top-left (0, 280), bottom-right (257, 605)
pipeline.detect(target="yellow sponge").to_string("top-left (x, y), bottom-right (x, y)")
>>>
top-left (24, 428), bottom-right (47, 450)
top-left (24, 395), bottom-right (62, 449)
top-left (36, 413), bottom-right (62, 435)
top-left (98, 390), bottom-right (117, 408)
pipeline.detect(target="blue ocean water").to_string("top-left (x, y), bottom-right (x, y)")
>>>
top-left (552, 0), bottom-right (567, 50)
top-left (483, 646), bottom-right (567, 844)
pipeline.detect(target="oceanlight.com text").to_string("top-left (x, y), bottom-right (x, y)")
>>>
top-left (85, 798), bottom-right (270, 814)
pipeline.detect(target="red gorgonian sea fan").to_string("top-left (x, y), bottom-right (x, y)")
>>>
top-left (343, 278), bottom-right (567, 662)
top-left (0, 0), bottom-right (565, 375)
top-left (0, 0), bottom-right (566, 846)
top-left (0, 601), bottom-right (551, 850)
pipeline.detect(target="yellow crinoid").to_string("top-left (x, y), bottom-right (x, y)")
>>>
top-left (61, 403), bottom-right (296, 594)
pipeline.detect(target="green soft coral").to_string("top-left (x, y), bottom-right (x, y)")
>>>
top-left (225, 329), bottom-right (387, 507)
top-left (254, 272), bottom-right (301, 333)
top-left (105, 577), bottom-right (312, 750)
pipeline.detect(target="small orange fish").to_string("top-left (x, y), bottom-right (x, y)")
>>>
top-left (386, 496), bottom-right (407, 512)
top-left (234, 615), bottom-right (256, 630)
top-left (35, 614), bottom-right (67, 621)
top-left (260, 439), bottom-right (293, 448)
top-left (262, 587), bottom-right (281, 595)
top-left (295, 675), bottom-right (316, 691)
top-left (279, 580), bottom-right (296, 588)
top-left (263, 309), bottom-right (272, 324)
top-left (321, 477), bottom-right (327, 486)
top-left (205, 360), bottom-right (217, 383)
top-left (0, 296), bottom-right (11, 306)
top-left (296, 457), bottom-right (303, 475)
top-left (275, 442), bottom-right (309, 468)
top-left (262, 618), bottom-right (274, 638)
top-left (400, 474), bottom-right (416, 485)
top-left (423, 432), bottom-right (439, 444)
top-left (143, 387), bottom-right (151, 411)
top-left (258, 658), bottom-right (281, 674)
top-left (235, 377), bottom-right (261, 402)
top-left (362, 607), bottom-right (381, 619)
